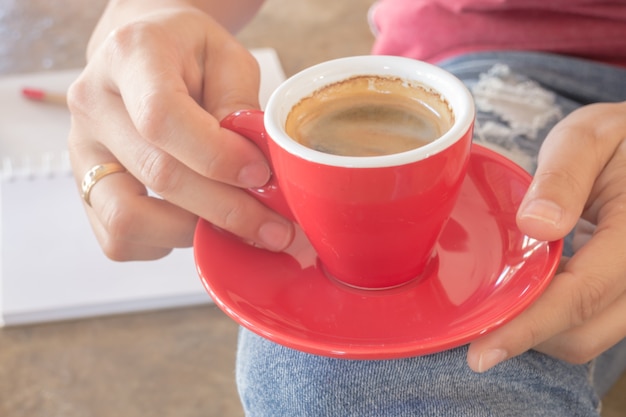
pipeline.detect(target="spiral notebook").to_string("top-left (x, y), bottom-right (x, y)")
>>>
top-left (0, 48), bottom-right (286, 326)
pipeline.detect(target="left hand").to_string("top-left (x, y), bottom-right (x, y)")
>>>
top-left (467, 101), bottom-right (626, 372)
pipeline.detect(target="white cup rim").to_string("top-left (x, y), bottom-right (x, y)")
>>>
top-left (264, 55), bottom-right (475, 168)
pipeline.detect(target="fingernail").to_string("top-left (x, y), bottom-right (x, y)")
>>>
top-left (238, 162), bottom-right (270, 188)
top-left (258, 221), bottom-right (292, 251)
top-left (477, 348), bottom-right (507, 373)
top-left (520, 198), bottom-right (563, 227)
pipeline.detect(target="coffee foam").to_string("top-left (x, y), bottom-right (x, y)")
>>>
top-left (285, 75), bottom-right (454, 157)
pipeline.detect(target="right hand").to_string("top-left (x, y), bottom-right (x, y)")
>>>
top-left (67, 5), bottom-right (295, 261)
top-left (467, 101), bottom-right (626, 372)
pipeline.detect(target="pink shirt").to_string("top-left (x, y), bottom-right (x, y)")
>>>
top-left (370, 0), bottom-right (626, 68)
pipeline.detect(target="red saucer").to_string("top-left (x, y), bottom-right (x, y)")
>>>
top-left (194, 145), bottom-right (563, 359)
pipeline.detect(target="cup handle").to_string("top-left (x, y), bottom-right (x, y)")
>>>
top-left (220, 110), bottom-right (295, 221)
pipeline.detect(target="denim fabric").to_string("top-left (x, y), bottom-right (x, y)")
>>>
top-left (439, 51), bottom-right (626, 175)
top-left (236, 52), bottom-right (626, 416)
top-left (238, 329), bottom-right (622, 417)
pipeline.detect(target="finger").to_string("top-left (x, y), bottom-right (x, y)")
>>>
top-left (534, 291), bottom-right (626, 364)
top-left (102, 17), bottom-right (269, 189)
top-left (517, 103), bottom-right (626, 241)
top-left (73, 160), bottom-right (197, 260)
top-left (200, 37), bottom-right (263, 120)
top-left (85, 166), bottom-right (199, 250)
top-left (467, 209), bottom-right (626, 372)
top-left (69, 128), bottom-right (200, 259)
top-left (86, 205), bottom-right (176, 261)
top-left (69, 80), bottom-right (293, 253)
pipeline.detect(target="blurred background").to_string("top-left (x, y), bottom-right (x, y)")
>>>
top-left (0, 0), bottom-right (623, 416)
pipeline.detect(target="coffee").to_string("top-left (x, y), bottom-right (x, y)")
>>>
top-left (285, 75), bottom-right (454, 157)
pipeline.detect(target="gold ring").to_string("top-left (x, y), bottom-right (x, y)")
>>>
top-left (81, 162), bottom-right (126, 207)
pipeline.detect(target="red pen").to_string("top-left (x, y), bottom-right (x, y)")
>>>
top-left (21, 87), bottom-right (67, 106)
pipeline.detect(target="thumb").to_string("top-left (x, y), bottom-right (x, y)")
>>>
top-left (204, 48), bottom-right (262, 122)
top-left (516, 111), bottom-right (604, 242)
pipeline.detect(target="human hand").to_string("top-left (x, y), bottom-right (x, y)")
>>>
top-left (467, 101), bottom-right (626, 372)
top-left (68, 4), bottom-right (294, 261)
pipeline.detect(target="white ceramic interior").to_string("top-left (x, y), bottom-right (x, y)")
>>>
top-left (264, 55), bottom-right (475, 168)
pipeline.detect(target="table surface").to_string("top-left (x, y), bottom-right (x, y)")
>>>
top-left (1, 0), bottom-right (624, 416)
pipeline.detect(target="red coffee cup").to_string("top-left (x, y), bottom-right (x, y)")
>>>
top-left (222, 56), bottom-right (475, 289)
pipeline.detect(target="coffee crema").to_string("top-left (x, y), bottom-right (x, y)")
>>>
top-left (285, 75), bottom-right (454, 157)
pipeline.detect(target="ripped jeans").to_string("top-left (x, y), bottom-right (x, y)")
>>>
top-left (235, 52), bottom-right (626, 417)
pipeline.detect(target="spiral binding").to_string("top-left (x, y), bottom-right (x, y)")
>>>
top-left (0, 150), bottom-right (72, 181)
